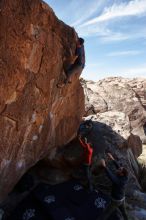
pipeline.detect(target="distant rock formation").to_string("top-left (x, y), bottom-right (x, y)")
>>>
top-left (80, 77), bottom-right (146, 190)
top-left (81, 77), bottom-right (146, 144)
top-left (0, 0), bottom-right (84, 201)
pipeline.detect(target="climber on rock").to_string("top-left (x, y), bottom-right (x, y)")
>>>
top-left (57, 37), bottom-right (85, 88)
top-left (99, 153), bottom-right (129, 220)
top-left (78, 120), bottom-right (93, 137)
top-left (78, 136), bottom-right (93, 192)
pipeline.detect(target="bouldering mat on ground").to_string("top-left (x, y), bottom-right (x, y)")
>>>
top-left (48, 206), bottom-right (77, 220)
top-left (6, 179), bottom-right (122, 220)
top-left (7, 194), bottom-right (49, 220)
top-left (33, 180), bottom-right (91, 207)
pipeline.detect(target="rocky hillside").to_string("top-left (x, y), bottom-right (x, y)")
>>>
top-left (81, 77), bottom-right (146, 144)
top-left (81, 77), bottom-right (146, 219)
top-left (0, 0), bottom-right (84, 201)
top-left (81, 77), bottom-right (146, 190)
top-left (128, 79), bottom-right (146, 110)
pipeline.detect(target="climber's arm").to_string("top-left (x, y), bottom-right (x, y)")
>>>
top-left (100, 159), bottom-right (120, 185)
top-left (71, 47), bottom-right (81, 64)
top-left (71, 55), bottom-right (78, 64)
top-left (107, 153), bottom-right (120, 169)
top-left (79, 138), bottom-right (87, 148)
top-left (105, 167), bottom-right (120, 185)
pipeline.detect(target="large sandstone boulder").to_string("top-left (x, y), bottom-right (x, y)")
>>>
top-left (0, 0), bottom-right (84, 201)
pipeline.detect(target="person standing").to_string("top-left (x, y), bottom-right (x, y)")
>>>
top-left (100, 153), bottom-right (129, 220)
top-left (79, 137), bottom-right (93, 192)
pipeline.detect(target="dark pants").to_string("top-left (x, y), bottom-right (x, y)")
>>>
top-left (65, 64), bottom-right (83, 83)
top-left (82, 164), bottom-right (93, 192)
top-left (101, 198), bottom-right (129, 220)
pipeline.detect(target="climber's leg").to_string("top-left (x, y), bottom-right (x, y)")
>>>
top-left (57, 64), bottom-right (82, 88)
top-left (65, 64), bottom-right (82, 84)
top-left (101, 199), bottom-right (129, 220)
top-left (100, 201), bottom-right (116, 220)
top-left (83, 164), bottom-right (93, 192)
top-left (118, 200), bottom-right (129, 220)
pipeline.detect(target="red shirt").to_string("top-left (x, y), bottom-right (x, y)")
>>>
top-left (79, 139), bottom-right (93, 165)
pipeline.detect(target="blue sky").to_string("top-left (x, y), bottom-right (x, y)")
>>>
top-left (44, 0), bottom-right (146, 81)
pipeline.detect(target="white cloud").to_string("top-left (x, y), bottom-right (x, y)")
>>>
top-left (46, 0), bottom-right (146, 42)
top-left (121, 66), bottom-right (146, 75)
top-left (101, 29), bottom-right (146, 42)
top-left (82, 0), bottom-right (146, 26)
top-left (77, 14), bottom-right (146, 42)
top-left (101, 33), bottom-right (130, 42)
top-left (107, 50), bottom-right (143, 57)
top-left (76, 22), bottom-right (111, 38)
top-left (77, 23), bottom-right (146, 42)
top-left (70, 0), bottom-right (106, 27)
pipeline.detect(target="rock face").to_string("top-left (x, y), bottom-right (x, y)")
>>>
top-left (81, 77), bottom-right (146, 192)
top-left (0, 0), bottom-right (84, 201)
top-left (81, 77), bottom-right (146, 144)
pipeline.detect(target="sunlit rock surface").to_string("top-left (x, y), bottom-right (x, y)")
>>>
top-left (0, 0), bottom-right (84, 201)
